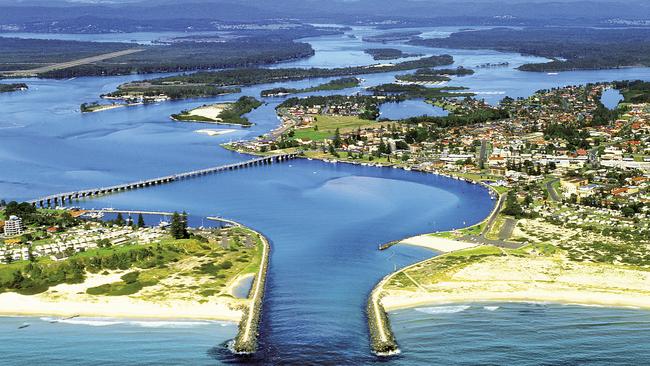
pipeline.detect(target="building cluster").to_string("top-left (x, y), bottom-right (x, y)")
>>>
top-left (2, 216), bottom-right (25, 237)
top-left (1, 222), bottom-right (165, 263)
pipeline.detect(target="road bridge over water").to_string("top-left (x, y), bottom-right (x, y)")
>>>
top-left (28, 154), bottom-right (298, 207)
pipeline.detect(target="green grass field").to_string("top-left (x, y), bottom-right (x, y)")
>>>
top-left (293, 115), bottom-right (377, 141)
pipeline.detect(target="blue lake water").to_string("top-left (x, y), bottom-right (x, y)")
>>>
top-left (2, 25), bottom-right (650, 364)
top-left (380, 99), bottom-right (449, 120)
top-left (601, 88), bottom-right (624, 110)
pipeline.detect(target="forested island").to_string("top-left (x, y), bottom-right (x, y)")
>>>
top-left (103, 85), bottom-right (240, 103)
top-left (395, 67), bottom-right (474, 83)
top-left (364, 48), bottom-right (420, 61)
top-left (362, 31), bottom-right (422, 43)
top-left (260, 77), bottom-right (361, 97)
top-left (171, 96), bottom-right (262, 126)
top-left (410, 27), bottom-right (650, 72)
top-left (0, 83), bottom-right (28, 93)
top-left (368, 84), bottom-right (472, 99)
top-left (110, 55), bottom-right (454, 101)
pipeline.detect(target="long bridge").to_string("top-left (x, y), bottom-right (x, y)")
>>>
top-left (28, 154), bottom-right (298, 207)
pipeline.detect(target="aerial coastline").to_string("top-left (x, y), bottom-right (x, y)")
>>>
top-left (2, 6), bottom-right (650, 363)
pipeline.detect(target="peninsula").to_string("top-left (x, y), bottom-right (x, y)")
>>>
top-left (0, 204), bottom-right (270, 346)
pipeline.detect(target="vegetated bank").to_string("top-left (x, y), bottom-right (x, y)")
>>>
top-left (0, 35), bottom-right (315, 79)
top-left (109, 55), bottom-right (454, 101)
top-left (171, 96), bottom-right (263, 126)
top-left (409, 27), bottom-right (650, 72)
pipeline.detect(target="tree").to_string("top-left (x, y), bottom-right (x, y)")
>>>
top-left (502, 191), bottom-right (524, 218)
top-left (28, 247), bottom-right (36, 262)
top-left (333, 128), bottom-right (342, 148)
top-left (115, 213), bottom-right (125, 226)
top-left (170, 212), bottom-right (189, 239)
top-left (137, 214), bottom-right (145, 228)
top-left (523, 194), bottom-right (534, 207)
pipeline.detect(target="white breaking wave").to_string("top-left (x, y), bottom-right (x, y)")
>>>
top-left (128, 320), bottom-right (223, 328)
top-left (483, 306), bottom-right (500, 311)
top-left (41, 317), bottom-right (233, 328)
top-left (415, 305), bottom-right (471, 314)
top-left (41, 317), bottom-right (124, 327)
top-left (470, 91), bottom-right (507, 95)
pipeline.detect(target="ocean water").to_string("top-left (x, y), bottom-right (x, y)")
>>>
top-left (391, 303), bottom-right (650, 365)
top-left (0, 316), bottom-right (238, 365)
top-left (2, 25), bottom-right (650, 364)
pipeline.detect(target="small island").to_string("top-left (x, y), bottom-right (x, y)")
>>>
top-left (364, 48), bottom-right (421, 61)
top-left (171, 96), bottom-right (263, 126)
top-left (395, 67), bottom-right (474, 84)
top-left (103, 84), bottom-right (241, 104)
top-left (260, 77), bottom-right (361, 97)
top-left (0, 83), bottom-right (28, 93)
top-left (80, 102), bottom-right (128, 113)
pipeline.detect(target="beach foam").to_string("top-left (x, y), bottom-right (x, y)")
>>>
top-left (415, 305), bottom-right (470, 314)
top-left (41, 317), bottom-right (232, 328)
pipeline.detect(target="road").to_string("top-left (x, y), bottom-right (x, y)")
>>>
top-left (0, 48), bottom-right (145, 77)
top-left (480, 192), bottom-right (506, 237)
top-left (479, 140), bottom-right (488, 166)
top-left (546, 178), bottom-right (561, 202)
top-left (498, 217), bottom-right (516, 241)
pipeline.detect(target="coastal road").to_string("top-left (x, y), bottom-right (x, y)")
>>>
top-left (0, 48), bottom-right (145, 77)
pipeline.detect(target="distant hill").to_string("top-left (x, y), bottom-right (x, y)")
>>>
top-left (1, 1), bottom-right (649, 29)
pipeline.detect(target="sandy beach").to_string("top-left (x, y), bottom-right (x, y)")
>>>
top-left (89, 104), bottom-right (126, 113)
top-left (195, 128), bottom-right (237, 136)
top-left (0, 271), bottom-right (243, 321)
top-left (398, 235), bottom-right (477, 252)
top-left (188, 103), bottom-right (230, 121)
top-left (380, 253), bottom-right (650, 311)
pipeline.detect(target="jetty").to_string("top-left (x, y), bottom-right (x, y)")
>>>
top-left (28, 154), bottom-right (298, 207)
top-left (232, 226), bottom-right (271, 354)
